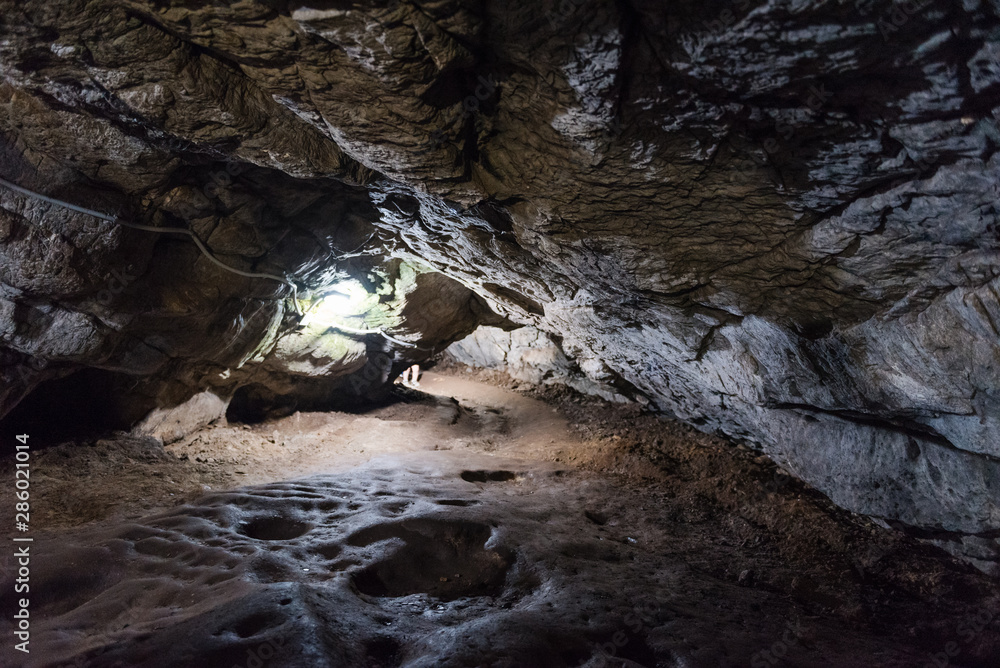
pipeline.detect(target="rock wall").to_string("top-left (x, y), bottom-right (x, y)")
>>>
top-left (0, 0), bottom-right (998, 562)
top-left (445, 325), bottom-right (632, 403)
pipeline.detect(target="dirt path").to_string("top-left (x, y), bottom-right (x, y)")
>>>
top-left (168, 370), bottom-right (601, 486)
top-left (5, 371), bottom-right (598, 530)
top-left (420, 371), bottom-right (587, 459)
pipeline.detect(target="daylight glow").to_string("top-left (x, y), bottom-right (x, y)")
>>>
top-left (304, 280), bottom-right (370, 325)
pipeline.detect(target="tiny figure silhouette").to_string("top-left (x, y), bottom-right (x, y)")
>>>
top-left (400, 364), bottom-right (420, 387)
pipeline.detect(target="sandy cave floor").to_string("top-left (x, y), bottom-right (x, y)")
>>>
top-left (1, 367), bottom-right (998, 667)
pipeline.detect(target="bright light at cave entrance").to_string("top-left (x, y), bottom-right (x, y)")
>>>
top-left (303, 280), bottom-right (370, 326)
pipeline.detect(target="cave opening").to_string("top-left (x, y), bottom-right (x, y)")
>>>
top-left (2, 1), bottom-right (1000, 666)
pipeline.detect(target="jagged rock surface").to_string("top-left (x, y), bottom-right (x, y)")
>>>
top-left (445, 325), bottom-right (634, 403)
top-left (0, 0), bottom-right (999, 560)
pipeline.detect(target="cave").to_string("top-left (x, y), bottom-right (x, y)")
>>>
top-left (1, 0), bottom-right (999, 666)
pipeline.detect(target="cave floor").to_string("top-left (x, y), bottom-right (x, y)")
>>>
top-left (2, 370), bottom-right (998, 667)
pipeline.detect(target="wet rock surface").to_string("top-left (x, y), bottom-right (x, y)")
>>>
top-left (0, 1), bottom-right (999, 561)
